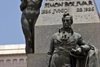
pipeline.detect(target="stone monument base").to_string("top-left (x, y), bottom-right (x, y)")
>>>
top-left (27, 52), bottom-right (100, 67)
top-left (27, 53), bottom-right (47, 67)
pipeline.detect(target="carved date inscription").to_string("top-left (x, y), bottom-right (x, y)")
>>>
top-left (41, 0), bottom-right (95, 14)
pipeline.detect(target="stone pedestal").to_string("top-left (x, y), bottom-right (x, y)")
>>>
top-left (27, 54), bottom-right (47, 67)
top-left (35, 0), bottom-right (100, 53)
top-left (35, 23), bottom-right (100, 53)
top-left (27, 52), bottom-right (100, 67)
top-left (28, 0), bottom-right (100, 67)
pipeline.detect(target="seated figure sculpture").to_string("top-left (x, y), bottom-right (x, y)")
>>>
top-left (46, 13), bottom-right (99, 67)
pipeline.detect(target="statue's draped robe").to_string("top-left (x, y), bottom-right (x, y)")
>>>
top-left (77, 45), bottom-right (99, 67)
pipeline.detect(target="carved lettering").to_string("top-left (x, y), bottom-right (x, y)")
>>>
top-left (76, 8), bottom-right (83, 12)
top-left (84, 7), bottom-right (94, 12)
top-left (41, 9), bottom-right (51, 14)
top-left (52, 8), bottom-right (68, 14)
top-left (82, 1), bottom-right (88, 5)
top-left (76, 7), bottom-right (94, 12)
top-left (44, 2), bottom-right (63, 8)
top-left (65, 2), bottom-right (75, 6)
top-left (44, 1), bottom-right (93, 8)
top-left (89, 1), bottom-right (93, 5)
top-left (42, 0), bottom-right (94, 14)
top-left (76, 1), bottom-right (82, 6)
top-left (76, 1), bottom-right (93, 6)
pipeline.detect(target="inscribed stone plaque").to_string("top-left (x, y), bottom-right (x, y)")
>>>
top-left (35, 0), bottom-right (100, 53)
top-left (36, 0), bottom-right (100, 26)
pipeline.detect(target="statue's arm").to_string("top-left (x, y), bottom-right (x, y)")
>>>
top-left (20, 0), bottom-right (27, 11)
top-left (35, 0), bottom-right (43, 9)
top-left (48, 37), bottom-right (54, 55)
top-left (46, 37), bottom-right (54, 67)
top-left (76, 34), bottom-right (91, 55)
top-left (77, 35), bottom-right (85, 46)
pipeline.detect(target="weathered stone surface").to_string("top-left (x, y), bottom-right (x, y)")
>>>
top-left (35, 0), bottom-right (100, 53)
top-left (27, 52), bottom-right (100, 67)
top-left (27, 54), bottom-right (47, 67)
top-left (35, 23), bottom-right (100, 53)
top-left (36, 0), bottom-right (99, 26)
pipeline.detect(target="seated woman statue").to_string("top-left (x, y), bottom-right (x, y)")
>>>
top-left (46, 13), bottom-right (99, 67)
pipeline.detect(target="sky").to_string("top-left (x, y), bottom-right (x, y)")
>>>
top-left (0, 0), bottom-right (100, 45)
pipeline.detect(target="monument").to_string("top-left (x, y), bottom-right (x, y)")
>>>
top-left (19, 0), bottom-right (100, 67)
top-left (20, 0), bottom-right (43, 54)
top-left (46, 13), bottom-right (99, 67)
top-left (35, 0), bottom-right (100, 54)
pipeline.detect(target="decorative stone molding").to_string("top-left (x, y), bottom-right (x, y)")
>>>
top-left (0, 44), bottom-right (27, 67)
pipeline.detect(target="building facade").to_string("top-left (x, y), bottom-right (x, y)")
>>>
top-left (0, 44), bottom-right (27, 67)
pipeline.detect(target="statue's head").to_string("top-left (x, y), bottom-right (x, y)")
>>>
top-left (62, 13), bottom-right (73, 28)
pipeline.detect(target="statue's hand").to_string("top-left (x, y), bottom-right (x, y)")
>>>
top-left (71, 48), bottom-right (82, 55)
top-left (76, 48), bottom-right (82, 54)
top-left (71, 48), bottom-right (77, 53)
top-left (81, 45), bottom-right (91, 51)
